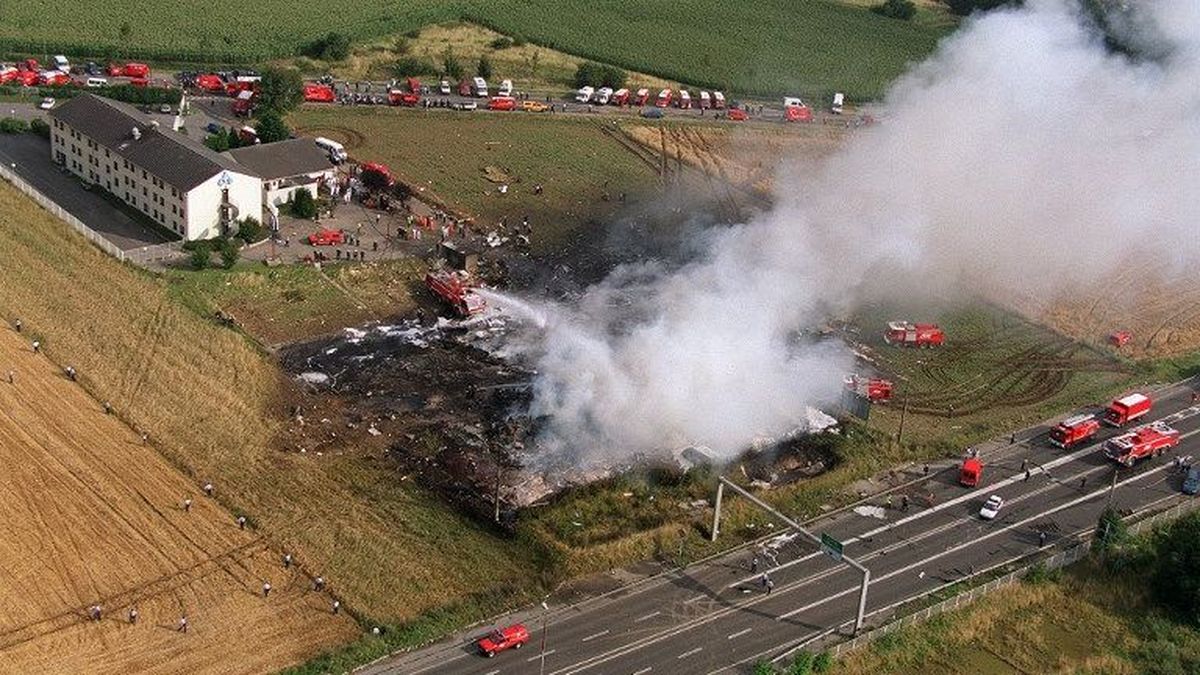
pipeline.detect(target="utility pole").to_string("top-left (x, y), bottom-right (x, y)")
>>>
top-left (896, 395), bottom-right (909, 448)
top-left (1107, 466), bottom-right (1119, 507)
top-left (710, 481), bottom-right (724, 542)
top-left (714, 477), bottom-right (871, 634)
top-left (538, 601), bottom-right (550, 675)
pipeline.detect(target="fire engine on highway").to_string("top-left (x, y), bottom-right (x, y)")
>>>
top-left (1050, 414), bottom-right (1100, 448)
top-left (1103, 392), bottom-right (1152, 426)
top-left (1103, 422), bottom-right (1179, 466)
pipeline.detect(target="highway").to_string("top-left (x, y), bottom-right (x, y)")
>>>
top-left (371, 380), bottom-right (1200, 675)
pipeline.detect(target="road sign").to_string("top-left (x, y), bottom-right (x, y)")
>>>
top-left (820, 532), bottom-right (843, 561)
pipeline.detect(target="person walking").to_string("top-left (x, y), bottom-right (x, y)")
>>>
top-left (885, 494), bottom-right (893, 510)
top-left (178, 615), bottom-right (188, 633)
top-left (262, 581), bottom-right (272, 598)
top-left (183, 498), bottom-right (192, 513)
top-left (32, 340), bottom-right (40, 353)
top-left (283, 553), bottom-right (293, 569)
top-left (203, 482), bottom-right (214, 497)
top-left (1024, 469), bottom-right (1031, 482)
top-left (1080, 476), bottom-right (1087, 489)
top-left (128, 607), bottom-right (138, 624)
top-left (103, 402), bottom-right (112, 415)
top-left (6, 370), bottom-right (13, 385)
top-left (332, 600), bottom-right (341, 615)
top-left (90, 604), bottom-right (102, 621)
top-left (1011, 432), bottom-right (1017, 444)
top-left (314, 576), bottom-right (326, 591)
top-left (766, 577), bottom-right (775, 595)
top-left (14, 318), bottom-right (21, 333)
top-left (1021, 458), bottom-right (1028, 472)
top-left (750, 555), bottom-right (759, 573)
top-left (237, 516), bottom-right (247, 530)
top-left (901, 494), bottom-right (909, 512)
top-left (1038, 531), bottom-right (1047, 547)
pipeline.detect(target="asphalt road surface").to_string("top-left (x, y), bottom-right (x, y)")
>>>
top-left (374, 380), bottom-right (1200, 675)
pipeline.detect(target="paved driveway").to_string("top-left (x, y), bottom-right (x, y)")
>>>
top-left (0, 131), bottom-right (175, 250)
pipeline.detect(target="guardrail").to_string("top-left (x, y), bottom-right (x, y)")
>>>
top-left (817, 497), bottom-right (1200, 660)
top-left (0, 162), bottom-right (126, 262)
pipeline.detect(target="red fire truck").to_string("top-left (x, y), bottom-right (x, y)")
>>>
top-left (960, 457), bottom-right (982, 487)
top-left (845, 375), bottom-right (893, 403)
top-left (1103, 422), bottom-right (1179, 466)
top-left (1049, 414), bottom-right (1101, 449)
top-left (884, 321), bottom-right (945, 348)
top-left (1103, 393), bottom-right (1152, 427)
top-left (425, 270), bottom-right (487, 317)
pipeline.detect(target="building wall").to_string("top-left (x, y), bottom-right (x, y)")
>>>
top-left (49, 119), bottom-right (260, 241)
top-left (263, 169), bottom-right (335, 208)
top-left (186, 170), bottom-right (261, 240)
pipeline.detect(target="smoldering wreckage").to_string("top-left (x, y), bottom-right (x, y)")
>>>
top-left (281, 297), bottom-right (844, 528)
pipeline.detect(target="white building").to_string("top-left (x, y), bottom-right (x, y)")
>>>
top-left (224, 138), bottom-right (336, 209)
top-left (48, 93), bottom-right (261, 241)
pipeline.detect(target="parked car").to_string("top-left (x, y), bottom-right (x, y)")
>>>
top-left (1183, 466), bottom-right (1200, 496)
top-left (477, 624), bottom-right (530, 658)
top-left (205, 122), bottom-right (223, 134)
top-left (979, 495), bottom-right (1004, 520)
top-left (38, 97), bottom-right (55, 110)
top-left (521, 100), bottom-right (550, 112)
top-left (439, 80), bottom-right (451, 95)
top-left (727, 108), bottom-right (748, 121)
top-left (453, 101), bottom-right (478, 111)
top-left (159, 103), bottom-right (172, 114)
top-left (575, 86), bottom-right (594, 103)
top-left (640, 107), bottom-right (664, 119)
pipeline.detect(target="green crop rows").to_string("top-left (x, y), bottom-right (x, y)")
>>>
top-left (1, 0), bottom-right (951, 99)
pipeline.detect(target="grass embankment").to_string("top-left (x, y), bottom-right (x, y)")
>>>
top-left (1, 2), bottom-right (951, 99)
top-left (291, 107), bottom-right (660, 254)
top-left (0, 181), bottom-right (545, 649)
top-left (166, 258), bottom-right (427, 345)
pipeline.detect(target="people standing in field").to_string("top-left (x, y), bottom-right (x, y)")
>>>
top-left (262, 581), bottom-right (272, 598)
top-left (31, 340), bottom-right (39, 353)
top-left (89, 604), bottom-right (102, 621)
top-left (178, 615), bottom-right (188, 633)
top-left (128, 608), bottom-right (138, 624)
top-left (183, 498), bottom-right (192, 513)
top-left (203, 482), bottom-right (214, 497)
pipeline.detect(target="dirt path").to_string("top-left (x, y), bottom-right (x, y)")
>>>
top-left (0, 327), bottom-right (356, 673)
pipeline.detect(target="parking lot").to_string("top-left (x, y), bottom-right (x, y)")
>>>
top-left (0, 129), bottom-right (175, 250)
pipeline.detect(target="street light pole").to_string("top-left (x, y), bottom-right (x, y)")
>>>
top-left (538, 600), bottom-right (549, 675)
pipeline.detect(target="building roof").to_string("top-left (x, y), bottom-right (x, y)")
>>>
top-left (48, 93), bottom-right (252, 191)
top-left (223, 138), bottom-right (334, 181)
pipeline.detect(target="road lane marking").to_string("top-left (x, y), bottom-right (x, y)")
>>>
top-left (633, 668), bottom-right (652, 675)
top-left (581, 630), bottom-right (609, 642)
top-left (678, 648), bottom-right (703, 659)
top-left (775, 459), bottom-right (1176, 620)
top-left (684, 595), bottom-right (706, 604)
top-left (727, 628), bottom-right (752, 640)
top-left (483, 671), bottom-right (500, 675)
top-left (529, 649), bottom-right (556, 662)
top-left (555, 460), bottom-right (1182, 674)
top-left (727, 417), bottom-right (1200, 590)
top-left (634, 611), bottom-right (661, 623)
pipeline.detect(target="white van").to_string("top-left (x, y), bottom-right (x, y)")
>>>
top-left (831, 92), bottom-right (845, 114)
top-left (314, 137), bottom-right (348, 164)
top-left (85, 77), bottom-right (108, 88)
top-left (53, 55), bottom-right (70, 73)
top-left (472, 76), bottom-right (488, 97)
top-left (575, 86), bottom-right (594, 103)
top-left (498, 79), bottom-right (513, 97)
top-left (596, 87), bottom-right (613, 105)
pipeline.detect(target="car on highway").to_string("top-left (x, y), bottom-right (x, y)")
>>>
top-left (38, 97), bottom-right (55, 110)
top-left (522, 100), bottom-right (550, 113)
top-left (453, 101), bottom-right (478, 111)
top-left (477, 623), bottom-right (529, 658)
top-left (640, 107), bottom-right (664, 119)
top-left (727, 108), bottom-right (749, 121)
top-left (439, 79), bottom-right (451, 95)
top-left (979, 495), bottom-right (1004, 520)
top-left (1184, 466), bottom-right (1200, 495)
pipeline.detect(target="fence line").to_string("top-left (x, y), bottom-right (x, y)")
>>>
top-left (0, 162), bottom-right (127, 262)
top-left (819, 497), bottom-right (1200, 659)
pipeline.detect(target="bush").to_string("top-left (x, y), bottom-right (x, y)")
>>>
top-left (574, 61), bottom-right (626, 89)
top-left (1152, 514), bottom-right (1200, 625)
top-left (1093, 506), bottom-right (1129, 555)
top-left (490, 36), bottom-right (514, 50)
top-left (28, 117), bottom-right (50, 138)
top-left (289, 189), bottom-right (318, 219)
top-left (218, 238), bottom-right (240, 269)
top-left (257, 67), bottom-right (303, 115)
top-left (394, 56), bottom-right (437, 78)
top-left (300, 32), bottom-right (352, 61)
top-left (0, 117), bottom-right (29, 134)
top-left (477, 55), bottom-right (493, 80)
top-left (812, 652), bottom-right (833, 673)
top-left (254, 110), bottom-right (290, 143)
top-left (872, 0), bottom-right (917, 20)
top-left (189, 244), bottom-right (212, 270)
top-left (441, 48), bottom-right (464, 81)
top-left (393, 37), bottom-right (411, 55)
top-left (753, 660), bottom-right (777, 675)
top-left (236, 216), bottom-right (265, 244)
top-left (787, 651), bottom-right (814, 675)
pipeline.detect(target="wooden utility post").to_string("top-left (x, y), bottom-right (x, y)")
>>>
top-left (896, 395), bottom-right (910, 447)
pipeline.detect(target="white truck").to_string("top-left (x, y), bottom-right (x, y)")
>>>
top-left (472, 76), bottom-right (488, 97)
top-left (575, 85), bottom-right (595, 103)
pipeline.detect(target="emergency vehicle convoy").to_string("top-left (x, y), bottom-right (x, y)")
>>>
top-left (1103, 422), bottom-right (1179, 466)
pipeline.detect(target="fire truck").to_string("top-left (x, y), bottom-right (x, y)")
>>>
top-left (884, 321), bottom-right (945, 348)
top-left (425, 270), bottom-right (487, 317)
top-left (960, 457), bottom-right (982, 487)
top-left (1103, 393), bottom-right (1151, 427)
top-left (1103, 422), bottom-right (1179, 466)
top-left (1049, 414), bottom-right (1100, 448)
top-left (844, 375), bottom-right (893, 403)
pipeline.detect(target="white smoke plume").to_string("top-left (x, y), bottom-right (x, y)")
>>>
top-left (500, 0), bottom-right (1200, 463)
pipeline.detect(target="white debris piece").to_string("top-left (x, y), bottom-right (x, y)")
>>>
top-left (853, 505), bottom-right (887, 520)
top-left (297, 372), bottom-right (330, 385)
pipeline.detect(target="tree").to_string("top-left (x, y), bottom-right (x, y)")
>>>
top-left (258, 67), bottom-right (303, 115)
top-left (1093, 506), bottom-right (1129, 555)
top-left (442, 47), bottom-right (464, 81)
top-left (235, 216), bottom-right (265, 244)
top-left (255, 110), bottom-right (290, 143)
top-left (301, 32), bottom-right (352, 61)
top-left (872, 0), bottom-right (917, 20)
top-left (490, 36), bottom-right (514, 50)
top-left (787, 651), bottom-right (814, 675)
top-left (945, 0), bottom-right (1017, 16)
top-left (574, 61), bottom-right (600, 88)
top-left (0, 117), bottom-right (29, 134)
top-left (1153, 515), bottom-right (1200, 625)
top-left (812, 652), bottom-right (833, 673)
top-left (289, 189), bottom-right (318, 219)
top-left (598, 64), bottom-right (626, 89)
top-left (189, 244), bottom-right (212, 270)
top-left (218, 238), bottom-right (240, 269)
top-left (524, 49), bottom-right (542, 79)
top-left (394, 56), bottom-right (436, 78)
top-left (476, 55), bottom-right (494, 80)
top-left (28, 117), bottom-right (50, 138)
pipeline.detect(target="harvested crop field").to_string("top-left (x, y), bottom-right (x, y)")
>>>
top-left (0, 328), bottom-right (355, 673)
top-left (1000, 269), bottom-right (1200, 360)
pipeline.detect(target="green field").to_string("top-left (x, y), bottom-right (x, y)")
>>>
top-left (2, 1), bottom-right (952, 99)
top-left (290, 107), bottom-right (660, 254)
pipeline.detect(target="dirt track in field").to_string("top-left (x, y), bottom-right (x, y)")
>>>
top-left (0, 328), bottom-right (355, 674)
